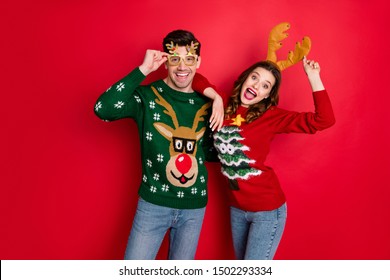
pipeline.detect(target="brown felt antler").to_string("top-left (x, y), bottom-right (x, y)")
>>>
top-left (266, 22), bottom-right (311, 71)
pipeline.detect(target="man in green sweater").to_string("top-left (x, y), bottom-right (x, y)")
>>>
top-left (94, 30), bottom-right (222, 259)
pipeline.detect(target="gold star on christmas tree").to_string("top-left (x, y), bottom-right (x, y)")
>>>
top-left (230, 114), bottom-right (246, 126)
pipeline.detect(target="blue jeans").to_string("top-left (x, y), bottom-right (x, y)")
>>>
top-left (230, 203), bottom-right (287, 260)
top-left (124, 198), bottom-right (206, 260)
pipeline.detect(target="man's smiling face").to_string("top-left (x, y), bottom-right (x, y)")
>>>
top-left (165, 46), bottom-right (201, 93)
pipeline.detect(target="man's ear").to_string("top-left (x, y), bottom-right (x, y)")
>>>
top-left (196, 56), bottom-right (201, 69)
top-left (164, 61), bottom-right (168, 69)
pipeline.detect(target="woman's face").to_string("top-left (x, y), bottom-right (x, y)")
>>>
top-left (240, 67), bottom-right (275, 107)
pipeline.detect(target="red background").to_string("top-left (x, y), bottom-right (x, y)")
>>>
top-left (2, 0), bottom-right (389, 259)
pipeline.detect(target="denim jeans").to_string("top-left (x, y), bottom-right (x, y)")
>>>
top-left (124, 197), bottom-right (206, 260)
top-left (230, 203), bottom-right (287, 260)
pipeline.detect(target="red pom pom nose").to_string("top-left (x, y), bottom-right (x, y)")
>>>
top-left (175, 154), bottom-right (192, 174)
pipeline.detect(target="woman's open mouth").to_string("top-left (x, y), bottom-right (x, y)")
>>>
top-left (244, 88), bottom-right (257, 100)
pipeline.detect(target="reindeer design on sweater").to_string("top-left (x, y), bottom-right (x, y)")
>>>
top-left (151, 86), bottom-right (210, 188)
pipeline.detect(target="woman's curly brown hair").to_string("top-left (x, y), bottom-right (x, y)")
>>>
top-left (225, 61), bottom-right (281, 123)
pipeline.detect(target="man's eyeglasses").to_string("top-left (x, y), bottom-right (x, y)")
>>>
top-left (167, 55), bottom-right (197, 66)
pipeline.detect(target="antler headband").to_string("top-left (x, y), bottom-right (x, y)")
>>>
top-left (266, 22), bottom-right (311, 71)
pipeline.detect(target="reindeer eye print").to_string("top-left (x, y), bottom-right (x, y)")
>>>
top-left (172, 137), bottom-right (196, 154)
top-left (174, 139), bottom-right (184, 152)
top-left (186, 141), bottom-right (195, 153)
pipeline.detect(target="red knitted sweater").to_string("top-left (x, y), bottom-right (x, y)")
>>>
top-left (193, 73), bottom-right (335, 211)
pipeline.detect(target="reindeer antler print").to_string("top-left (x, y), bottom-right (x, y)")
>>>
top-left (192, 102), bottom-right (210, 131)
top-left (266, 22), bottom-right (311, 71)
top-left (152, 86), bottom-right (180, 129)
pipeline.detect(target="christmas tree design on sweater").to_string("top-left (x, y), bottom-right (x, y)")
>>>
top-left (213, 120), bottom-right (262, 188)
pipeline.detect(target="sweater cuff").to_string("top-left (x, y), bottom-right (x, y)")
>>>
top-left (313, 89), bottom-right (327, 94)
top-left (131, 67), bottom-right (147, 80)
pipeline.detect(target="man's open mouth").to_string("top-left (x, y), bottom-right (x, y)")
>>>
top-left (175, 72), bottom-right (190, 80)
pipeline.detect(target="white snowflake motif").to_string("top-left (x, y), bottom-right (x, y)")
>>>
top-left (153, 173), bottom-right (160, 181)
top-left (146, 159), bottom-right (152, 168)
top-left (177, 191), bottom-right (184, 198)
top-left (156, 154), bottom-right (164, 162)
top-left (116, 82), bottom-right (125, 92)
top-left (150, 186), bottom-right (157, 193)
top-left (146, 132), bottom-right (153, 141)
top-left (153, 113), bottom-right (161, 121)
top-left (105, 86), bottom-right (112, 92)
top-left (149, 101), bottom-right (156, 109)
top-left (143, 175), bottom-right (147, 182)
top-left (191, 187), bottom-right (198, 195)
top-left (134, 95), bottom-right (141, 103)
top-left (161, 184), bottom-right (169, 192)
top-left (114, 101), bottom-right (125, 109)
top-left (95, 101), bottom-right (102, 112)
top-left (157, 87), bottom-right (163, 92)
top-left (200, 176), bottom-right (205, 183)
top-left (198, 157), bottom-right (204, 165)
top-left (201, 190), bottom-right (207, 196)
top-left (189, 99), bottom-right (194, 105)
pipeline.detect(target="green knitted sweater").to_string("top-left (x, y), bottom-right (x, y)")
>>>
top-left (94, 68), bottom-right (214, 209)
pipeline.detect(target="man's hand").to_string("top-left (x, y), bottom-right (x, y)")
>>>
top-left (139, 50), bottom-right (168, 76)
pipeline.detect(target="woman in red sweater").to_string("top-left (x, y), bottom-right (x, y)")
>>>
top-left (195, 56), bottom-right (335, 259)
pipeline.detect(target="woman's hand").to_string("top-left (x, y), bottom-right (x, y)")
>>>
top-left (303, 56), bottom-right (320, 75)
top-left (303, 56), bottom-right (325, 92)
top-left (203, 87), bottom-right (224, 131)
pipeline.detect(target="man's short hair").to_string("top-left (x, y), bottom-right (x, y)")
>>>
top-left (163, 30), bottom-right (201, 56)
